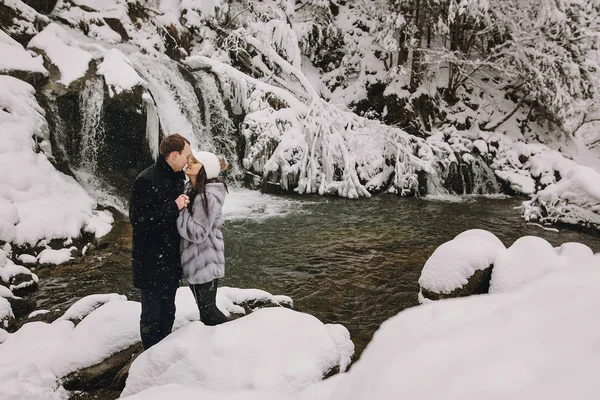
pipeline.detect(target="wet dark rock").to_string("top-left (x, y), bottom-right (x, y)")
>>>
top-left (103, 18), bottom-right (129, 41)
top-left (62, 343), bottom-right (144, 391)
top-left (99, 87), bottom-right (151, 197)
top-left (420, 266), bottom-right (493, 301)
top-left (237, 299), bottom-right (294, 315)
top-left (0, 2), bottom-right (49, 45)
top-left (0, 69), bottom-right (48, 88)
top-left (6, 296), bottom-right (36, 320)
top-left (25, 309), bottom-right (62, 324)
top-left (21, 0), bottom-right (58, 14)
top-left (10, 273), bottom-right (39, 297)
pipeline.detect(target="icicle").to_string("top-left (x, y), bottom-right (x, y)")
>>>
top-left (142, 92), bottom-right (159, 161)
top-left (131, 54), bottom-right (208, 150)
top-left (79, 76), bottom-right (105, 173)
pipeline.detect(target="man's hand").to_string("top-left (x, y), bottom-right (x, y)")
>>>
top-left (175, 194), bottom-right (190, 210)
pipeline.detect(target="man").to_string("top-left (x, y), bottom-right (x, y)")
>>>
top-left (129, 133), bottom-right (192, 349)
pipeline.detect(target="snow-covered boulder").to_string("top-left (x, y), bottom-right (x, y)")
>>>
top-left (120, 384), bottom-right (298, 400)
top-left (0, 247), bottom-right (38, 296)
top-left (0, 29), bottom-right (48, 85)
top-left (122, 307), bottom-right (354, 397)
top-left (55, 293), bottom-right (127, 325)
top-left (0, 327), bottom-right (8, 344)
top-left (419, 229), bottom-right (506, 302)
top-left (329, 255), bottom-right (600, 400)
top-left (28, 23), bottom-right (93, 87)
top-left (0, 297), bottom-right (14, 328)
top-left (523, 164), bottom-right (600, 231)
top-left (555, 242), bottom-right (594, 264)
top-left (489, 236), bottom-right (567, 293)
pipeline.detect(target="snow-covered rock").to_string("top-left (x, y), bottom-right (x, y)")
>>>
top-left (28, 23), bottom-right (92, 87)
top-left (0, 75), bottom-right (112, 245)
top-left (419, 229), bottom-right (506, 301)
top-left (120, 384), bottom-right (297, 400)
top-left (489, 236), bottom-right (567, 294)
top-left (0, 247), bottom-right (38, 296)
top-left (555, 242), bottom-right (594, 264)
top-left (0, 29), bottom-right (48, 84)
top-left (330, 255), bottom-right (600, 400)
top-left (122, 307), bottom-right (354, 397)
top-left (55, 293), bottom-right (127, 324)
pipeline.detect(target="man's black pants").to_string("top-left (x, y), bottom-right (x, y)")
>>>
top-left (139, 285), bottom-right (178, 350)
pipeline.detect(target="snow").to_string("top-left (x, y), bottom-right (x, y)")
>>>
top-left (55, 293), bottom-right (127, 322)
top-left (0, 283), bottom-right (345, 398)
top-left (120, 384), bottom-right (297, 400)
top-left (419, 229), bottom-right (505, 294)
top-left (28, 310), bottom-right (50, 318)
top-left (17, 254), bottom-right (37, 265)
top-left (36, 247), bottom-right (75, 265)
top-left (525, 164), bottom-right (600, 228)
top-left (0, 285), bottom-right (15, 299)
top-left (0, 320), bottom-right (74, 400)
top-left (0, 247), bottom-right (38, 294)
top-left (52, 300), bottom-right (142, 378)
top-left (555, 242), bottom-right (594, 263)
top-left (0, 297), bottom-right (14, 322)
top-left (0, 328), bottom-right (8, 344)
top-left (494, 170), bottom-right (535, 195)
top-left (330, 256), bottom-right (600, 400)
top-left (489, 236), bottom-right (567, 294)
top-left (217, 287), bottom-right (293, 315)
top-left (87, 22), bottom-right (122, 44)
top-left (97, 49), bottom-right (146, 97)
top-left (0, 75), bottom-right (112, 246)
top-left (122, 307), bottom-right (354, 397)
top-left (28, 23), bottom-right (93, 86)
top-left (86, 209), bottom-right (114, 238)
top-left (0, 30), bottom-right (48, 75)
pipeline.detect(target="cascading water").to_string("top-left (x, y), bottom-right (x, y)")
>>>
top-left (79, 77), bottom-right (105, 173)
top-left (142, 92), bottom-right (160, 161)
top-left (192, 70), bottom-right (240, 177)
top-left (471, 156), bottom-right (501, 194)
top-left (130, 54), bottom-right (211, 152)
top-left (71, 76), bottom-right (127, 212)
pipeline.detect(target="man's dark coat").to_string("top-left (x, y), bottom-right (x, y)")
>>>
top-left (130, 157), bottom-right (185, 289)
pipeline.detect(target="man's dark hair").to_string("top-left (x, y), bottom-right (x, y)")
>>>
top-left (159, 134), bottom-right (190, 158)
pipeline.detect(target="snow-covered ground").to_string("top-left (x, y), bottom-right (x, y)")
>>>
top-left (0, 287), bottom-right (352, 400)
top-left (331, 254), bottom-right (600, 400)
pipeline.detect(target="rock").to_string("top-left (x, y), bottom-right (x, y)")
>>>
top-left (10, 273), bottom-right (39, 297)
top-left (6, 296), bottom-right (36, 319)
top-left (21, 0), bottom-right (58, 15)
top-left (0, 69), bottom-right (48, 88)
top-left (0, 1), bottom-right (49, 45)
top-left (61, 343), bottom-right (144, 391)
top-left (420, 266), bottom-right (493, 301)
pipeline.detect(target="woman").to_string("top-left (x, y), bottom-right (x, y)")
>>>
top-left (177, 150), bottom-right (229, 326)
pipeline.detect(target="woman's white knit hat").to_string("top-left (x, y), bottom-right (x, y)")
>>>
top-left (192, 150), bottom-right (220, 179)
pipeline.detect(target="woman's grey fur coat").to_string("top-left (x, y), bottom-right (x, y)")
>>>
top-left (177, 182), bottom-right (226, 285)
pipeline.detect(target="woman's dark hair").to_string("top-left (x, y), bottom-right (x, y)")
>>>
top-left (186, 166), bottom-right (228, 215)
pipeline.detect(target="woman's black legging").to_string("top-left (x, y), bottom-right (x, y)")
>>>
top-left (189, 279), bottom-right (229, 326)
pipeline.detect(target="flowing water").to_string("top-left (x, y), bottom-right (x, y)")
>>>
top-left (27, 191), bottom-right (600, 360)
